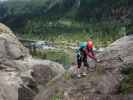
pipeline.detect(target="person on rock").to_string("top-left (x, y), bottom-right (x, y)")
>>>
top-left (76, 42), bottom-right (87, 76)
top-left (76, 40), bottom-right (97, 77)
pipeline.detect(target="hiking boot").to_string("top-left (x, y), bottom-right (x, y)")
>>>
top-left (82, 72), bottom-right (87, 76)
top-left (77, 74), bottom-right (81, 78)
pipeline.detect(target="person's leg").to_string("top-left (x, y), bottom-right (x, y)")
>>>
top-left (77, 57), bottom-right (82, 77)
top-left (82, 55), bottom-right (89, 75)
top-left (77, 54), bottom-right (82, 68)
top-left (83, 55), bottom-right (89, 68)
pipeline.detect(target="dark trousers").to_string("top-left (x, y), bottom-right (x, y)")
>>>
top-left (77, 52), bottom-right (89, 68)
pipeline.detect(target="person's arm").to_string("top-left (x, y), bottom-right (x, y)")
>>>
top-left (91, 51), bottom-right (97, 61)
top-left (91, 50), bottom-right (97, 61)
top-left (85, 49), bottom-right (97, 61)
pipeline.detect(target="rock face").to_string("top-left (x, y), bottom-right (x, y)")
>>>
top-left (34, 35), bottom-right (133, 100)
top-left (0, 23), bottom-right (65, 100)
top-left (0, 23), bottom-right (30, 60)
top-left (31, 59), bottom-right (65, 87)
top-left (0, 23), bottom-right (13, 34)
top-left (95, 36), bottom-right (133, 95)
top-left (0, 23), bottom-right (30, 100)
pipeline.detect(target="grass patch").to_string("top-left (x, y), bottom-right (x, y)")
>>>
top-left (120, 63), bottom-right (133, 94)
top-left (31, 49), bottom-right (73, 68)
top-left (51, 96), bottom-right (62, 100)
top-left (21, 20), bottom-right (127, 48)
top-left (64, 71), bottom-right (72, 80)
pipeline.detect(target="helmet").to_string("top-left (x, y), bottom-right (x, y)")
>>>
top-left (79, 42), bottom-right (87, 48)
top-left (87, 40), bottom-right (93, 49)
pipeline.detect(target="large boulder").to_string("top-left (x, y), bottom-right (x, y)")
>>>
top-left (0, 23), bottom-right (65, 100)
top-left (95, 36), bottom-right (133, 94)
top-left (31, 59), bottom-right (65, 86)
top-left (34, 35), bottom-right (133, 100)
top-left (0, 23), bottom-right (30, 60)
top-left (0, 23), bottom-right (31, 100)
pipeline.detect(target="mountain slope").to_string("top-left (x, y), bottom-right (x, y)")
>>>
top-left (0, 0), bottom-right (131, 21)
top-left (0, 0), bottom-right (132, 38)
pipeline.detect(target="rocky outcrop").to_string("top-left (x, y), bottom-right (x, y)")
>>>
top-left (0, 23), bottom-right (65, 100)
top-left (0, 23), bottom-right (30, 60)
top-left (0, 23), bottom-right (13, 34)
top-left (31, 59), bottom-right (65, 86)
top-left (0, 23), bottom-right (30, 100)
top-left (34, 35), bottom-right (133, 100)
top-left (95, 36), bottom-right (133, 94)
